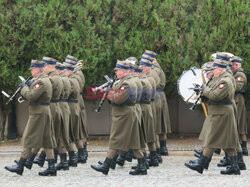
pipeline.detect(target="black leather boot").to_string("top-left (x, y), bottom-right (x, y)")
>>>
top-left (148, 151), bottom-right (159, 167)
top-left (91, 157), bottom-right (112, 175)
top-left (217, 153), bottom-right (230, 167)
top-left (68, 151), bottom-right (78, 167)
top-left (129, 158), bottom-right (147, 175)
top-left (237, 152), bottom-right (246, 170)
top-left (5, 158), bottom-right (26, 175)
top-left (194, 149), bottom-right (202, 155)
top-left (56, 153), bottom-right (69, 171)
top-left (221, 156), bottom-right (240, 175)
top-left (98, 155), bottom-right (117, 170)
top-left (24, 152), bottom-right (36, 169)
top-left (132, 152), bottom-right (149, 169)
top-left (214, 148), bottom-right (221, 155)
top-left (125, 151), bottom-right (133, 162)
top-left (83, 142), bottom-right (88, 160)
top-left (78, 148), bottom-right (87, 163)
top-left (33, 151), bottom-right (46, 167)
top-left (194, 152), bottom-right (201, 158)
top-left (188, 155), bottom-right (212, 170)
top-left (116, 151), bottom-right (127, 166)
top-left (160, 140), bottom-right (168, 156)
top-left (156, 148), bottom-right (163, 163)
top-left (185, 155), bottom-right (209, 174)
top-left (241, 141), bottom-right (248, 156)
top-left (54, 149), bottom-right (58, 164)
top-left (39, 159), bottom-right (57, 176)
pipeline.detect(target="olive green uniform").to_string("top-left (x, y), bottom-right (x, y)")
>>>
top-left (201, 72), bottom-right (239, 149)
top-left (74, 70), bottom-right (88, 140)
top-left (47, 70), bottom-right (64, 145)
top-left (131, 72), bottom-right (146, 149)
top-left (21, 73), bottom-right (55, 149)
top-left (108, 74), bottom-right (140, 150)
top-left (140, 74), bottom-right (156, 143)
top-left (68, 73), bottom-right (81, 142)
top-left (58, 72), bottom-right (71, 147)
top-left (233, 68), bottom-right (247, 136)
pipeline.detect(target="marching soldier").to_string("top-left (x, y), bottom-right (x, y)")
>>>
top-left (185, 59), bottom-right (241, 175)
top-left (33, 57), bottom-right (63, 167)
top-left (64, 61), bottom-right (81, 167)
top-left (66, 55), bottom-right (88, 163)
top-left (141, 51), bottom-right (163, 163)
top-left (5, 60), bottom-right (56, 176)
top-left (91, 60), bottom-right (147, 175)
top-left (149, 50), bottom-right (171, 156)
top-left (54, 63), bottom-right (71, 170)
top-left (231, 56), bottom-right (248, 156)
top-left (116, 57), bottom-right (146, 168)
top-left (137, 62), bottom-right (159, 167)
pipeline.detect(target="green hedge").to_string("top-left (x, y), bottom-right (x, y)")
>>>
top-left (0, 0), bottom-right (249, 107)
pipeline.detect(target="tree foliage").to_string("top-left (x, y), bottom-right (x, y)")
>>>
top-left (0, 0), bottom-right (249, 108)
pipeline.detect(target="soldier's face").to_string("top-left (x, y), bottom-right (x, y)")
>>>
top-left (231, 62), bottom-right (241, 72)
top-left (44, 64), bottom-right (54, 74)
top-left (115, 69), bottom-right (128, 79)
top-left (142, 66), bottom-right (150, 74)
top-left (31, 68), bottom-right (42, 78)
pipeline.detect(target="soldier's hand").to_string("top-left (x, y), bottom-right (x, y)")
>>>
top-left (19, 80), bottom-right (27, 89)
top-left (27, 80), bottom-right (33, 86)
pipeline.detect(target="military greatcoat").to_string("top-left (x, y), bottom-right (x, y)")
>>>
top-left (140, 74), bottom-right (156, 143)
top-left (201, 72), bottom-right (239, 149)
top-left (68, 73), bottom-right (81, 142)
top-left (108, 74), bottom-right (140, 150)
top-left (48, 70), bottom-right (63, 145)
top-left (234, 68), bottom-right (247, 135)
top-left (21, 73), bottom-right (55, 148)
top-left (58, 71), bottom-right (71, 146)
top-left (74, 70), bottom-right (88, 140)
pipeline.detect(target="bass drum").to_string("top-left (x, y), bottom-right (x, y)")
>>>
top-left (177, 68), bottom-right (207, 104)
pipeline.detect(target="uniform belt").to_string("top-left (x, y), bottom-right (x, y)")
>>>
top-left (151, 99), bottom-right (155, 102)
top-left (29, 102), bottom-right (50, 106)
top-left (113, 103), bottom-right (135, 106)
top-left (68, 99), bottom-right (78, 103)
top-left (59, 99), bottom-right (68, 102)
top-left (156, 88), bottom-right (164, 92)
top-left (207, 101), bottom-right (232, 105)
top-left (140, 101), bottom-right (151, 104)
top-left (51, 99), bottom-right (60, 103)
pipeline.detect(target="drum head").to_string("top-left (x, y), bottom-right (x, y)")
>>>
top-left (177, 68), bottom-right (207, 104)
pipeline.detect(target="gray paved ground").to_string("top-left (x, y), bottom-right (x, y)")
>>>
top-left (0, 138), bottom-right (249, 187)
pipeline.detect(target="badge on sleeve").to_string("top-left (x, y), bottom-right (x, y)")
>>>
top-left (237, 77), bottom-right (242, 82)
top-left (120, 87), bottom-right (125, 91)
top-left (35, 84), bottom-right (40, 88)
top-left (219, 84), bottom-right (224, 89)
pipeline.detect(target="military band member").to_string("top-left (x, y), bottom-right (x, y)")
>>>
top-left (64, 61), bottom-right (81, 167)
top-left (149, 50), bottom-right (171, 156)
top-left (55, 63), bottom-right (71, 170)
top-left (141, 51), bottom-right (163, 163)
top-left (231, 56), bottom-right (248, 156)
top-left (33, 57), bottom-right (63, 166)
top-left (5, 60), bottom-right (56, 176)
top-left (137, 63), bottom-right (159, 167)
top-left (91, 60), bottom-right (147, 175)
top-left (68, 55), bottom-right (89, 162)
top-left (185, 59), bottom-right (241, 175)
